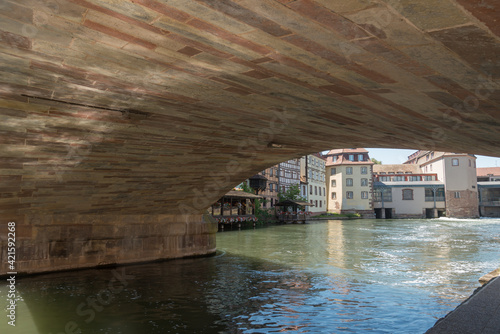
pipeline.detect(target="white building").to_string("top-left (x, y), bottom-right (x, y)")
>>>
top-left (324, 148), bottom-right (374, 217)
top-left (373, 164), bottom-right (446, 219)
top-left (301, 153), bottom-right (326, 213)
top-left (278, 158), bottom-right (301, 193)
top-left (373, 151), bottom-right (479, 219)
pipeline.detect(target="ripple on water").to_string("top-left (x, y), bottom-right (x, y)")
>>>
top-left (2, 219), bottom-right (499, 334)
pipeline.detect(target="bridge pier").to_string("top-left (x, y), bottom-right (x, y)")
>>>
top-left (1, 213), bottom-right (217, 276)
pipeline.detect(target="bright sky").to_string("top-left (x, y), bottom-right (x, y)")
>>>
top-left (367, 148), bottom-right (500, 168)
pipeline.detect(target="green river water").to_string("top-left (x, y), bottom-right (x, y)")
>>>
top-left (2, 218), bottom-right (500, 333)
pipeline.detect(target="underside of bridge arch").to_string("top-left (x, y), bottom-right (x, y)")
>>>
top-left (1, 0), bottom-right (499, 274)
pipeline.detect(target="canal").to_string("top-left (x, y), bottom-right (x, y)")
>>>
top-left (2, 218), bottom-right (500, 333)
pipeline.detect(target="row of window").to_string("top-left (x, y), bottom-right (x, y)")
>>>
top-left (309, 185), bottom-right (326, 196)
top-left (281, 160), bottom-right (300, 169)
top-left (308, 170), bottom-right (326, 182)
top-left (311, 200), bottom-right (323, 208)
top-left (331, 154), bottom-right (367, 163)
top-left (330, 166), bottom-right (369, 175)
top-left (331, 178), bottom-right (369, 187)
top-left (331, 191), bottom-right (369, 200)
top-left (372, 188), bottom-right (446, 202)
top-left (451, 158), bottom-right (475, 167)
top-left (377, 171), bottom-right (414, 175)
top-left (308, 156), bottom-right (325, 168)
top-left (378, 175), bottom-right (436, 182)
top-left (262, 168), bottom-right (278, 177)
top-left (267, 183), bottom-right (278, 192)
top-left (263, 169), bottom-right (300, 178)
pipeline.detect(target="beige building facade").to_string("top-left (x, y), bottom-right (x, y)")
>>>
top-left (325, 149), bottom-right (374, 217)
top-left (258, 165), bottom-right (280, 209)
top-left (405, 151), bottom-right (479, 218)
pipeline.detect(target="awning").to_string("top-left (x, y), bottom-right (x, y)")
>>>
top-left (221, 190), bottom-right (263, 199)
top-left (275, 199), bottom-right (312, 207)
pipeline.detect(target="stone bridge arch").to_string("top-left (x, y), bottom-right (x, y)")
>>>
top-left (0, 0), bottom-right (499, 274)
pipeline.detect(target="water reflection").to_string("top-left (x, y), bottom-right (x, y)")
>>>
top-left (1, 219), bottom-right (499, 333)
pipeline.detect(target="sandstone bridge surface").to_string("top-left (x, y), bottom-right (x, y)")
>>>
top-left (0, 0), bottom-right (499, 274)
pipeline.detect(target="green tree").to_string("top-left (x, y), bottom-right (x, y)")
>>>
top-left (240, 180), bottom-right (253, 194)
top-left (371, 158), bottom-right (382, 165)
top-left (278, 184), bottom-right (307, 202)
top-left (240, 180), bottom-right (267, 217)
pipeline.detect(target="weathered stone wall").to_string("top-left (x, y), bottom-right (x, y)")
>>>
top-left (446, 190), bottom-right (480, 218)
top-left (480, 206), bottom-right (500, 218)
top-left (393, 213), bottom-right (425, 219)
top-left (338, 209), bottom-right (375, 219)
top-left (0, 214), bottom-right (217, 276)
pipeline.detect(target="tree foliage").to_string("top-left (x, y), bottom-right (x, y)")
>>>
top-left (371, 158), bottom-right (382, 165)
top-left (240, 181), bottom-right (253, 194)
top-left (240, 180), bottom-right (267, 216)
top-left (278, 184), bottom-right (307, 202)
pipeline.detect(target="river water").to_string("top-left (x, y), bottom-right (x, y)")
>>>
top-left (2, 218), bottom-right (500, 334)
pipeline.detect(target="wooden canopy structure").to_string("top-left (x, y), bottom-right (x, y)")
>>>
top-left (211, 190), bottom-right (263, 215)
top-left (275, 199), bottom-right (313, 224)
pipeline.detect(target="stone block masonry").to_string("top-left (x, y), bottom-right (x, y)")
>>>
top-left (446, 190), bottom-right (480, 219)
top-left (0, 214), bottom-right (217, 276)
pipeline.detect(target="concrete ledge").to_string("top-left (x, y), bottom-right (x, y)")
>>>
top-left (426, 277), bottom-right (500, 334)
top-left (307, 216), bottom-right (355, 221)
